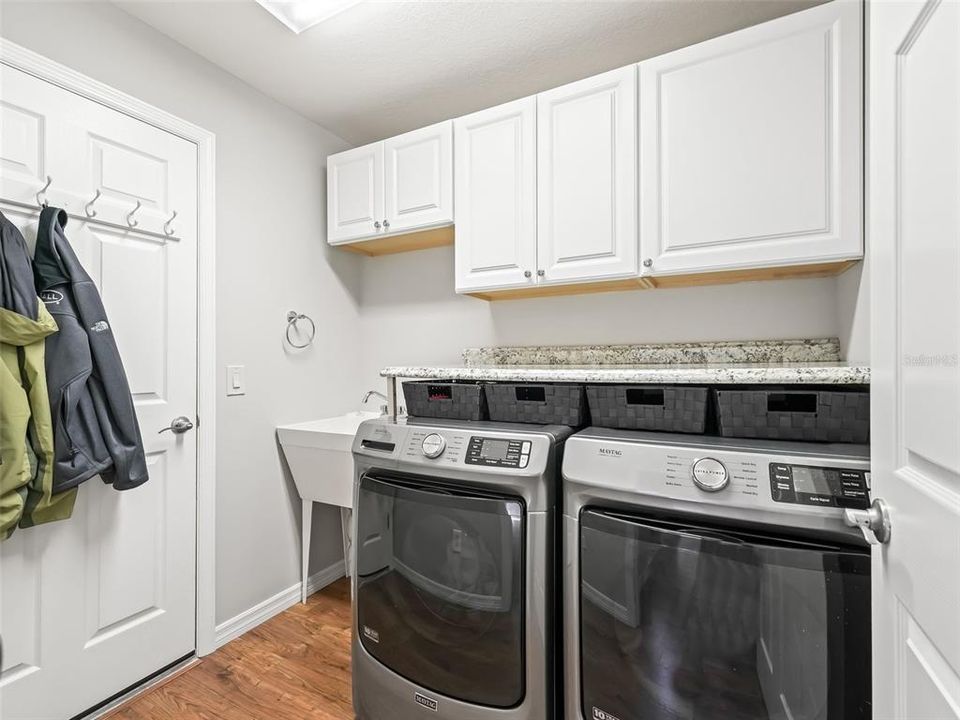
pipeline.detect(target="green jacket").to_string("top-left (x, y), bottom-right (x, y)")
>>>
top-left (1, 300), bottom-right (77, 539)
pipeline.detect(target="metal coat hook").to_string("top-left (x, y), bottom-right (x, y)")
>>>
top-left (163, 210), bottom-right (177, 236)
top-left (126, 200), bottom-right (142, 228)
top-left (84, 189), bottom-right (102, 218)
top-left (285, 311), bottom-right (316, 349)
top-left (36, 176), bottom-right (52, 208)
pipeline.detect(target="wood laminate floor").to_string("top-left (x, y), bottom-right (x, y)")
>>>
top-left (105, 578), bottom-right (354, 720)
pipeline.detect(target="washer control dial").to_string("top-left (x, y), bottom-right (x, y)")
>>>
top-left (692, 457), bottom-right (729, 492)
top-left (421, 433), bottom-right (446, 459)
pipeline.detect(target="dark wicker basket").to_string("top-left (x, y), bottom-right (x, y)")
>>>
top-left (714, 388), bottom-right (870, 443)
top-left (485, 383), bottom-right (586, 426)
top-left (586, 385), bottom-right (709, 433)
top-left (402, 381), bottom-right (487, 421)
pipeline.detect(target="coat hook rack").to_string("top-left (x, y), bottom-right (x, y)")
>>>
top-left (163, 210), bottom-right (177, 236)
top-left (84, 189), bottom-right (102, 218)
top-left (126, 200), bottom-right (142, 228)
top-left (36, 176), bottom-right (52, 208)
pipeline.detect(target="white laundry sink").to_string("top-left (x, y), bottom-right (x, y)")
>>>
top-left (277, 410), bottom-right (380, 508)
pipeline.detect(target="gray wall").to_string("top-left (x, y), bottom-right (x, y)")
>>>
top-left (357, 246), bottom-right (854, 387)
top-left (0, 1), bottom-right (364, 624)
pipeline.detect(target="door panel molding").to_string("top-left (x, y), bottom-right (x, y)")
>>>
top-left (0, 37), bottom-right (218, 663)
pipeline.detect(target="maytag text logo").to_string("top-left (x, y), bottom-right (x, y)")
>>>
top-left (414, 693), bottom-right (438, 712)
top-left (598, 447), bottom-right (622, 457)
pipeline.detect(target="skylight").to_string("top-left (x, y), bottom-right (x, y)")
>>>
top-left (254, 0), bottom-right (363, 34)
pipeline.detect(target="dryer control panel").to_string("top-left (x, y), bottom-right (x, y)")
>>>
top-left (769, 463), bottom-right (870, 509)
top-left (465, 436), bottom-right (531, 468)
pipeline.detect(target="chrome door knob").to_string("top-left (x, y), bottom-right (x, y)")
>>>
top-left (159, 416), bottom-right (195, 435)
top-left (374, 221), bottom-right (381, 230)
top-left (843, 499), bottom-right (891, 545)
top-left (643, 258), bottom-right (653, 268)
top-left (383, 219), bottom-right (390, 229)
top-left (537, 269), bottom-right (545, 277)
top-left (524, 270), bottom-right (532, 278)
top-left (691, 457), bottom-right (728, 492)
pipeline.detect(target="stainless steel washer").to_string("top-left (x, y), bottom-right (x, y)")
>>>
top-left (562, 428), bottom-right (873, 720)
top-left (351, 417), bottom-right (572, 720)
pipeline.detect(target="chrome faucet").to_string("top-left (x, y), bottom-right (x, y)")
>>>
top-left (362, 390), bottom-right (389, 415)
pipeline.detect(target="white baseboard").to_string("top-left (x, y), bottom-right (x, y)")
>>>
top-left (214, 559), bottom-right (346, 649)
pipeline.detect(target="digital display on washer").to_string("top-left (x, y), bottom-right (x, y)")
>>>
top-left (466, 436), bottom-right (530, 468)
top-left (480, 439), bottom-right (511, 461)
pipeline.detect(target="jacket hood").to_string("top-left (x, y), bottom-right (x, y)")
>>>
top-left (0, 303), bottom-right (58, 347)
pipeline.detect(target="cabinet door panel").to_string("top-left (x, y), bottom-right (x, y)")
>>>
top-left (537, 66), bottom-right (638, 284)
top-left (327, 142), bottom-right (383, 244)
top-left (639, 1), bottom-right (862, 275)
top-left (384, 121), bottom-right (453, 233)
top-left (454, 98), bottom-right (537, 292)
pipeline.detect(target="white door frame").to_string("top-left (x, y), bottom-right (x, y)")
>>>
top-left (0, 38), bottom-right (219, 656)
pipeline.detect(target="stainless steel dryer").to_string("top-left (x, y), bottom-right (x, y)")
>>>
top-left (351, 417), bottom-right (572, 720)
top-left (562, 428), bottom-right (874, 720)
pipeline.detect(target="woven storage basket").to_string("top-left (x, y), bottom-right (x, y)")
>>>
top-left (485, 383), bottom-right (586, 426)
top-left (714, 388), bottom-right (869, 443)
top-left (402, 380), bottom-right (487, 421)
top-left (586, 385), bottom-right (709, 433)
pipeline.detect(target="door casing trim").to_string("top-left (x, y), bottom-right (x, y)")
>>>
top-left (0, 37), bottom-right (219, 656)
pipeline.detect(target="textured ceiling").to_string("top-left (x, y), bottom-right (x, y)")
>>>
top-left (116, 0), bottom-right (823, 145)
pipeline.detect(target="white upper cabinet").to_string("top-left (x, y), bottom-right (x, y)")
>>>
top-left (454, 98), bottom-right (538, 293)
top-left (638, 1), bottom-right (863, 276)
top-left (383, 120), bottom-right (453, 234)
top-left (537, 66), bottom-right (639, 284)
top-left (327, 141), bottom-right (383, 244)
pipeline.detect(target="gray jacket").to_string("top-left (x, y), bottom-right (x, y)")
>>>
top-left (33, 207), bottom-right (148, 491)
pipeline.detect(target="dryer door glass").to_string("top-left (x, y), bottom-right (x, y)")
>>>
top-left (356, 473), bottom-right (525, 708)
top-left (579, 509), bottom-right (871, 720)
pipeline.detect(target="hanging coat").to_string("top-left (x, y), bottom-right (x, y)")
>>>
top-left (0, 212), bottom-right (77, 539)
top-left (33, 207), bottom-right (149, 491)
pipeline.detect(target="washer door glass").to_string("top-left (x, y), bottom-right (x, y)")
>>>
top-left (579, 509), bottom-right (871, 720)
top-left (356, 473), bottom-right (525, 708)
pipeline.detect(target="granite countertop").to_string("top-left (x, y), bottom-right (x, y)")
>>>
top-left (380, 362), bottom-right (870, 385)
top-left (381, 339), bottom-right (870, 385)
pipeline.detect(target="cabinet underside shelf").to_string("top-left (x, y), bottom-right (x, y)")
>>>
top-left (334, 225), bottom-right (454, 256)
top-left (465, 260), bottom-right (858, 301)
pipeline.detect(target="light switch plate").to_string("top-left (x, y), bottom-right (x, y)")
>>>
top-left (226, 365), bottom-right (245, 396)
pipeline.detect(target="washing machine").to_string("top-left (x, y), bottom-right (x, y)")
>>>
top-left (562, 428), bottom-right (874, 720)
top-left (351, 417), bottom-right (572, 720)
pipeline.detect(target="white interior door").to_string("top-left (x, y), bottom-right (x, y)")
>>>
top-left (638, 0), bottom-right (862, 276)
top-left (327, 141), bottom-right (384, 244)
top-left (0, 65), bottom-right (198, 720)
top-left (454, 97), bottom-right (537, 293)
top-left (383, 120), bottom-right (453, 234)
top-left (536, 66), bottom-right (638, 285)
top-left (870, 1), bottom-right (960, 718)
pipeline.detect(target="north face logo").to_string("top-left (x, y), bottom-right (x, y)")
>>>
top-left (90, 321), bottom-right (110, 333)
top-left (40, 290), bottom-right (64, 305)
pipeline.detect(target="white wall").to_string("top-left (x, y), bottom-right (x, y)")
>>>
top-left (358, 245), bottom-right (847, 386)
top-left (0, 1), bottom-right (364, 624)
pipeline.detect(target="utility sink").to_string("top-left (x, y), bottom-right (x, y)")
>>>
top-left (277, 410), bottom-right (380, 508)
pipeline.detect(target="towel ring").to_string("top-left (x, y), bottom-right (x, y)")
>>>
top-left (285, 311), bottom-right (316, 349)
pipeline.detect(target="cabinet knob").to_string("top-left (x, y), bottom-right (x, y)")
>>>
top-left (524, 270), bottom-right (532, 279)
top-left (537, 269), bottom-right (545, 277)
top-left (643, 258), bottom-right (653, 268)
top-left (374, 221), bottom-right (381, 230)
top-left (383, 219), bottom-right (390, 229)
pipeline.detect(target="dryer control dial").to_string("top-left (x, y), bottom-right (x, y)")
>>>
top-left (692, 457), bottom-right (729, 492)
top-left (421, 433), bottom-right (446, 459)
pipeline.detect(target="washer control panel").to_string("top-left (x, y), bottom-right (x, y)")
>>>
top-left (769, 463), bottom-right (870, 509)
top-left (465, 436), bottom-right (531, 469)
top-left (691, 457), bottom-right (729, 492)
